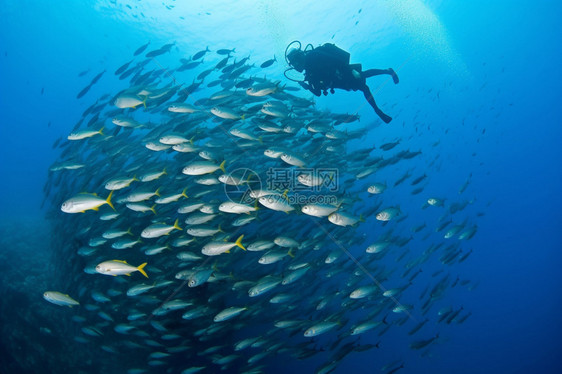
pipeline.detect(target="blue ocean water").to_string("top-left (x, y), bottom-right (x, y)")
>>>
top-left (1, 1), bottom-right (561, 373)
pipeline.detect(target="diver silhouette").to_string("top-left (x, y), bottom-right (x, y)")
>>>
top-left (286, 42), bottom-right (399, 123)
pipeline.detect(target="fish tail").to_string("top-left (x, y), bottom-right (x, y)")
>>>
top-left (287, 248), bottom-right (295, 258)
top-left (235, 235), bottom-right (246, 251)
top-left (106, 190), bottom-right (115, 210)
top-left (99, 126), bottom-right (105, 136)
top-left (359, 214), bottom-right (365, 222)
top-left (137, 263), bottom-right (148, 278)
top-left (173, 218), bottom-right (182, 231)
top-left (150, 205), bottom-right (157, 215)
top-left (181, 188), bottom-right (188, 199)
top-left (219, 160), bottom-right (226, 173)
top-left (154, 188), bottom-right (161, 197)
top-left (142, 96), bottom-right (147, 109)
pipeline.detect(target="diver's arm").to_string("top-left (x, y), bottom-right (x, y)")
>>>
top-left (309, 83), bottom-right (322, 96)
top-left (300, 80), bottom-right (321, 96)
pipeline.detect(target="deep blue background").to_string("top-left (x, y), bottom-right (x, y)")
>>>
top-left (0, 1), bottom-right (561, 373)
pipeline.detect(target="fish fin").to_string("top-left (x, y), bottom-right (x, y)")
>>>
top-left (235, 235), bottom-right (246, 251)
top-left (112, 260), bottom-right (128, 264)
top-left (181, 188), bottom-right (188, 199)
top-left (99, 127), bottom-right (105, 136)
top-left (137, 263), bottom-right (149, 278)
top-left (154, 188), bottom-right (161, 197)
top-left (92, 206), bottom-right (99, 211)
top-left (287, 249), bottom-right (295, 258)
top-left (124, 273), bottom-right (131, 276)
top-left (106, 190), bottom-right (115, 211)
top-left (142, 96), bottom-right (147, 109)
top-left (127, 227), bottom-right (133, 236)
top-left (219, 160), bottom-right (226, 173)
top-left (150, 205), bottom-right (157, 215)
top-left (173, 218), bottom-right (182, 231)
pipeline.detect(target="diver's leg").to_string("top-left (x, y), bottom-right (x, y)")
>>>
top-left (362, 86), bottom-right (392, 123)
top-left (362, 68), bottom-right (399, 84)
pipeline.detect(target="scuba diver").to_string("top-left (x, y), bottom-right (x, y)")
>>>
top-left (285, 41), bottom-right (399, 123)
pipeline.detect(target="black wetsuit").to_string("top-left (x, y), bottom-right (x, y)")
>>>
top-left (299, 43), bottom-right (397, 123)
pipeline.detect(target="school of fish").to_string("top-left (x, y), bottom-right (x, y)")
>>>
top-left (41, 42), bottom-right (480, 374)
